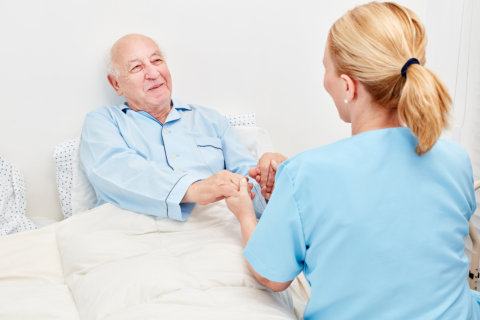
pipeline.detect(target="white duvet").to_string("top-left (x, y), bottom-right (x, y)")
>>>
top-left (0, 201), bottom-right (307, 320)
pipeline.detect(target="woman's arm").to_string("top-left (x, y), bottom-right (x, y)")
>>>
top-left (226, 179), bottom-right (292, 292)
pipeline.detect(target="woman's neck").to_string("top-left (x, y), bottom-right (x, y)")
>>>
top-left (351, 102), bottom-right (402, 135)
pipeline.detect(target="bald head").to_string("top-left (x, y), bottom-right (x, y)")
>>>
top-left (107, 34), bottom-right (164, 78)
top-left (105, 33), bottom-right (173, 115)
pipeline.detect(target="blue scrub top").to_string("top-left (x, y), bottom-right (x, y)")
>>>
top-left (244, 127), bottom-right (479, 319)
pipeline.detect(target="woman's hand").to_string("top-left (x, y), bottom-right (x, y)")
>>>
top-left (225, 178), bottom-right (256, 224)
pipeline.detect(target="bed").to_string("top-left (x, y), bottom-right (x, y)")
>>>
top-left (0, 202), bottom-right (310, 319)
top-left (0, 114), bottom-right (310, 320)
top-left (2, 112), bottom-right (477, 319)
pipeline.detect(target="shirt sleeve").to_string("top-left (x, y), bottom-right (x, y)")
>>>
top-left (220, 122), bottom-right (267, 217)
top-left (464, 153), bottom-right (477, 217)
top-left (79, 109), bottom-right (200, 221)
top-left (243, 163), bottom-right (306, 282)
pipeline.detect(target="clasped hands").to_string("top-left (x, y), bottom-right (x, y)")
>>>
top-left (182, 170), bottom-right (256, 205)
top-left (247, 152), bottom-right (287, 200)
top-left (184, 152), bottom-right (287, 221)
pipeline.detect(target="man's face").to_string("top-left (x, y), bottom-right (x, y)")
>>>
top-left (108, 35), bottom-right (173, 112)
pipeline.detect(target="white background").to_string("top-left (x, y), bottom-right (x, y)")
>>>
top-left (0, 0), bottom-right (477, 220)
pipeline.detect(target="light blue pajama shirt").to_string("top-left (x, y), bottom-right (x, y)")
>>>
top-left (244, 127), bottom-right (479, 319)
top-left (79, 98), bottom-right (266, 221)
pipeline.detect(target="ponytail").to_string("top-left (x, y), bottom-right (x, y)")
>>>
top-left (328, 2), bottom-right (452, 155)
top-left (397, 64), bottom-right (451, 155)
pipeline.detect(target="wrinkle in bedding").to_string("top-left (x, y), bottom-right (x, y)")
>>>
top-left (0, 202), bottom-right (298, 320)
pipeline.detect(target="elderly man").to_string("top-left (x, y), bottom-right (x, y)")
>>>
top-left (79, 33), bottom-right (266, 221)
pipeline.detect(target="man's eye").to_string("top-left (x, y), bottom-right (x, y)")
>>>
top-left (152, 59), bottom-right (162, 64)
top-left (131, 65), bottom-right (142, 72)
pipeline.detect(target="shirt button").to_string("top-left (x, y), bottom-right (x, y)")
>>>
top-left (177, 168), bottom-right (184, 173)
top-left (171, 154), bottom-right (177, 159)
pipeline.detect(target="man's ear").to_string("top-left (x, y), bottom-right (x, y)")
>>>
top-left (107, 74), bottom-right (123, 96)
top-left (340, 74), bottom-right (356, 103)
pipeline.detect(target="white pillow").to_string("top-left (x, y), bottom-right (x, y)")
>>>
top-left (54, 139), bottom-right (97, 219)
top-left (234, 126), bottom-right (274, 160)
top-left (54, 113), bottom-right (273, 219)
top-left (0, 156), bottom-right (37, 235)
top-left (225, 113), bottom-right (274, 159)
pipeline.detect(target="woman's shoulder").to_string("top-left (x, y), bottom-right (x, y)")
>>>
top-left (431, 137), bottom-right (472, 170)
top-left (284, 133), bottom-right (364, 166)
top-left (434, 137), bottom-right (468, 155)
top-left (279, 137), bottom-right (357, 179)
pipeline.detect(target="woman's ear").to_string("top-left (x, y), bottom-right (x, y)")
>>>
top-left (340, 74), bottom-right (356, 103)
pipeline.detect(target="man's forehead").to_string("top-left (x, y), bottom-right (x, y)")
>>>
top-left (112, 35), bottom-right (164, 64)
top-left (125, 50), bottom-right (163, 64)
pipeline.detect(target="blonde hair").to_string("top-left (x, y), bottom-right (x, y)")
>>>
top-left (328, 2), bottom-right (451, 155)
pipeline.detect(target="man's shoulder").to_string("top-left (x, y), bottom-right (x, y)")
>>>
top-left (185, 103), bottom-right (222, 117)
top-left (88, 104), bottom-right (124, 114)
top-left (172, 97), bottom-right (221, 116)
top-left (85, 105), bottom-right (125, 120)
top-left (180, 102), bottom-right (228, 126)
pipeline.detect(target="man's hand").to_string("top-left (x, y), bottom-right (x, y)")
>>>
top-left (182, 170), bottom-right (254, 205)
top-left (248, 152), bottom-right (287, 200)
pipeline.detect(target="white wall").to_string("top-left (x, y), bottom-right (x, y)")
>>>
top-left (2, 0), bottom-right (474, 221)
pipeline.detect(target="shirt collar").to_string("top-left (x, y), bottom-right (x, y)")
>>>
top-left (120, 97), bottom-right (192, 123)
top-left (171, 97), bottom-right (192, 111)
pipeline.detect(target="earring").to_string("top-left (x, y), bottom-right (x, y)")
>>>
top-left (344, 99), bottom-right (348, 104)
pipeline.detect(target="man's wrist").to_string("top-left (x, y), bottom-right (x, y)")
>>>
top-left (182, 181), bottom-right (200, 203)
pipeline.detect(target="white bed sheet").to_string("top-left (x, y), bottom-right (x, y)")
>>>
top-left (0, 201), bottom-right (307, 319)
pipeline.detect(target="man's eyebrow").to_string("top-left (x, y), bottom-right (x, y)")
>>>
top-left (150, 51), bottom-right (164, 58)
top-left (127, 58), bottom-right (142, 66)
top-left (126, 51), bottom-right (163, 66)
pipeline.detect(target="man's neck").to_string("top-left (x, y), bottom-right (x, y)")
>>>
top-left (149, 105), bottom-right (172, 124)
top-left (128, 101), bottom-right (173, 124)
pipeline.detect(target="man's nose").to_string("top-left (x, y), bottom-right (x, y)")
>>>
top-left (144, 64), bottom-right (160, 79)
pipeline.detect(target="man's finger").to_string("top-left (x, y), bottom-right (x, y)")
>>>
top-left (259, 160), bottom-right (269, 188)
top-left (220, 182), bottom-right (241, 198)
top-left (264, 159), bottom-right (279, 190)
top-left (248, 167), bottom-right (258, 179)
top-left (224, 172), bottom-right (247, 185)
top-left (229, 177), bottom-right (239, 188)
top-left (266, 168), bottom-right (275, 188)
top-left (261, 186), bottom-right (269, 199)
top-left (271, 159), bottom-right (279, 171)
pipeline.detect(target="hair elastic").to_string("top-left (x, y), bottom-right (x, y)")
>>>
top-left (401, 58), bottom-right (420, 78)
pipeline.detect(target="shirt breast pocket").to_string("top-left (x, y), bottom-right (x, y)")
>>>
top-left (195, 136), bottom-right (225, 174)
